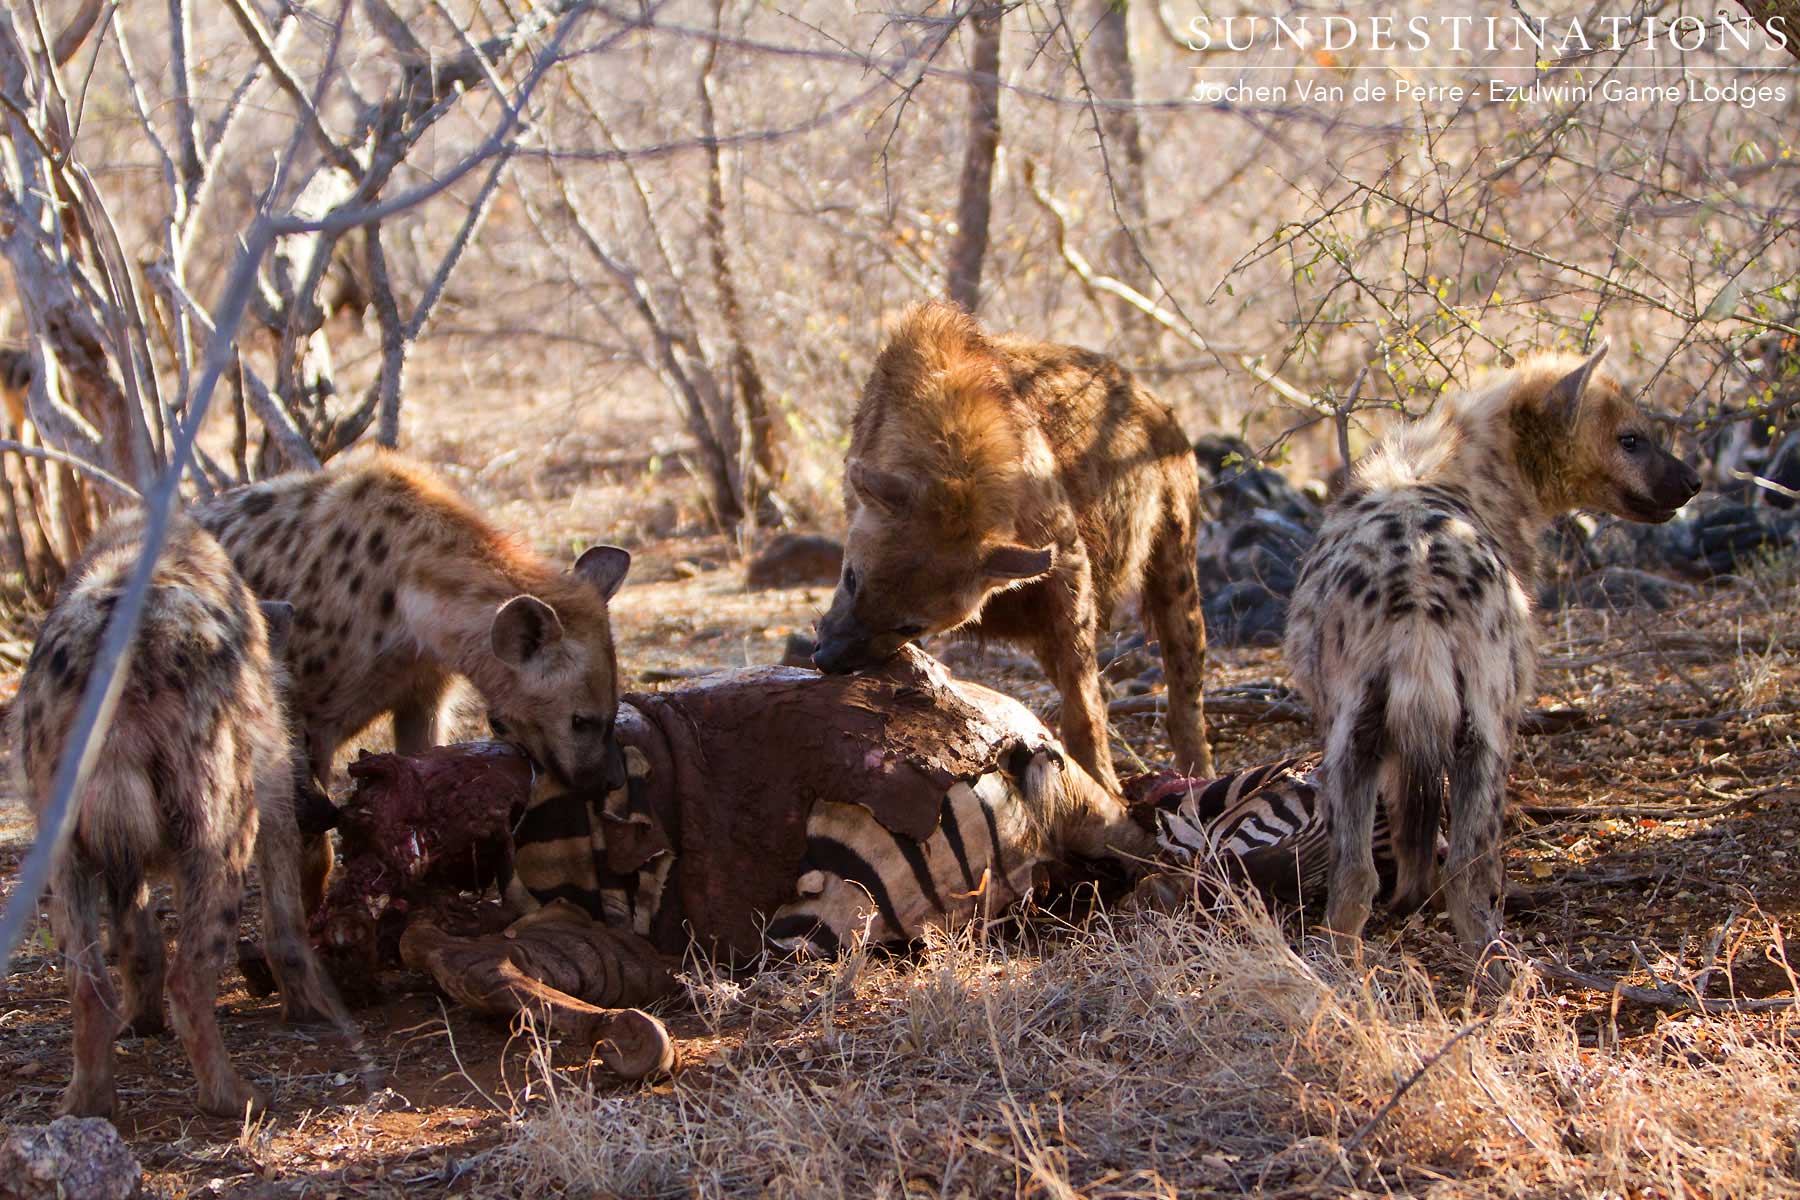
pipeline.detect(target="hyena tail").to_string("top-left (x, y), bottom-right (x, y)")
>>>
top-left (1383, 666), bottom-right (1460, 916)
top-left (1382, 745), bottom-right (1449, 915)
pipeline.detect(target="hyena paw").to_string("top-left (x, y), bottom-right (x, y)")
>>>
top-left (55, 1081), bottom-right (116, 1120)
top-left (198, 1075), bottom-right (268, 1121)
top-left (119, 1009), bottom-right (167, 1039)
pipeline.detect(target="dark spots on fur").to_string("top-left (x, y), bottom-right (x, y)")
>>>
top-left (1341, 564), bottom-right (1371, 603)
top-left (1381, 516), bottom-right (1406, 543)
top-left (1421, 511), bottom-right (1449, 533)
top-left (351, 476), bottom-right (375, 502)
top-left (240, 490), bottom-right (274, 519)
top-left (367, 529), bottom-right (388, 564)
top-left (303, 655), bottom-right (326, 678)
top-left (379, 590), bottom-right (396, 618)
top-left (347, 572), bottom-right (363, 596)
top-left (340, 528), bottom-right (361, 557)
top-left (327, 527), bottom-right (347, 553)
top-left (295, 612), bottom-right (318, 633)
top-left (1428, 601), bottom-right (1453, 624)
top-left (48, 644), bottom-right (71, 686)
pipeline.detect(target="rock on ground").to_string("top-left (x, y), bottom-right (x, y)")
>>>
top-left (0, 1117), bottom-right (143, 1200)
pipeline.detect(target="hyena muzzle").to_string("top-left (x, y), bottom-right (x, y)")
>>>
top-left (9, 513), bottom-right (350, 1119)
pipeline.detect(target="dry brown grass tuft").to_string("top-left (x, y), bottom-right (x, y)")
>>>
top-left (495, 890), bottom-right (1800, 1198)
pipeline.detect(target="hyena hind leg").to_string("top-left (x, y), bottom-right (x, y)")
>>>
top-left (109, 877), bottom-right (167, 1038)
top-left (1144, 518), bottom-right (1212, 776)
top-left (1322, 684), bottom-right (1388, 954)
top-left (51, 862), bottom-right (122, 1119)
top-left (1443, 729), bottom-right (1512, 982)
top-left (168, 853), bottom-right (265, 1119)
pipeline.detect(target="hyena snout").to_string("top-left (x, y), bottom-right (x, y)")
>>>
top-left (812, 621), bottom-right (880, 674)
top-left (812, 605), bottom-right (896, 675)
top-left (1633, 449), bottom-right (1703, 520)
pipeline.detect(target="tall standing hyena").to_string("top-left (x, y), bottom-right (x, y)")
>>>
top-left (9, 513), bottom-right (348, 1119)
top-left (1285, 345), bottom-right (1701, 962)
top-left (812, 301), bottom-right (1212, 788)
top-left (196, 453), bottom-right (632, 903)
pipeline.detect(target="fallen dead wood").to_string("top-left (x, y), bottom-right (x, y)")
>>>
top-left (1528, 956), bottom-right (1800, 1015)
top-left (1112, 687), bottom-right (1596, 736)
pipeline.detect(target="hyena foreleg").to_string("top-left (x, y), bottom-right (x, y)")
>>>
top-left (1037, 569), bottom-right (1118, 792)
top-left (52, 859), bottom-right (122, 1119)
top-left (1323, 674), bottom-right (1389, 950)
top-left (1144, 514), bottom-right (1213, 776)
top-left (391, 670), bottom-right (452, 756)
top-left (253, 762), bottom-right (352, 1030)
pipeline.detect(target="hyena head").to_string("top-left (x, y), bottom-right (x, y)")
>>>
top-left (486, 545), bottom-right (633, 792)
top-left (812, 458), bottom-right (1054, 673)
top-left (814, 321), bottom-right (1055, 674)
top-left (1509, 342), bottom-right (1701, 523)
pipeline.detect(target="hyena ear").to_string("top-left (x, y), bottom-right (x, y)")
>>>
top-left (257, 600), bottom-right (295, 657)
top-left (574, 545), bottom-right (631, 601)
top-left (492, 595), bottom-right (565, 668)
top-left (1549, 340), bottom-right (1609, 428)
top-left (847, 460), bottom-right (917, 515)
top-left (982, 543), bottom-right (1056, 582)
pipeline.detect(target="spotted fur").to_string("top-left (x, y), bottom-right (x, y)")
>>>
top-left (1285, 346), bottom-right (1701, 960)
top-left (195, 452), bottom-right (632, 903)
top-left (813, 300), bottom-right (1212, 788)
top-left (9, 513), bottom-right (346, 1119)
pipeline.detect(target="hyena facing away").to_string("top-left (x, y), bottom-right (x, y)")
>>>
top-left (813, 301), bottom-right (1212, 789)
top-left (197, 453), bottom-right (632, 904)
top-left (9, 513), bottom-right (348, 1119)
top-left (1286, 344), bottom-right (1700, 965)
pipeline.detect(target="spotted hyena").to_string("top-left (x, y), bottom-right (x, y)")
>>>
top-left (1285, 344), bottom-right (1701, 965)
top-left (9, 513), bottom-right (347, 1119)
top-left (812, 301), bottom-right (1211, 788)
top-left (196, 453), bottom-right (632, 902)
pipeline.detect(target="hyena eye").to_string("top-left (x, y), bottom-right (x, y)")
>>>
top-left (844, 567), bottom-right (859, 596)
top-left (571, 713), bottom-right (606, 734)
top-left (1618, 433), bottom-right (1642, 453)
top-left (488, 713), bottom-right (511, 738)
top-left (894, 623), bottom-right (926, 638)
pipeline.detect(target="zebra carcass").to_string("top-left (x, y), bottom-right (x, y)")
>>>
top-left (315, 648), bottom-right (1150, 1074)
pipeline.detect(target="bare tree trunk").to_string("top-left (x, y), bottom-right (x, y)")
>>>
top-left (1739, 3), bottom-right (1800, 61)
top-left (946, 8), bottom-right (1002, 313)
top-left (699, 2), bottom-right (784, 525)
top-left (1083, 0), bottom-right (1148, 290)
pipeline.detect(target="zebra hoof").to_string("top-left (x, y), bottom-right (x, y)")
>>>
top-left (592, 1009), bottom-right (676, 1081)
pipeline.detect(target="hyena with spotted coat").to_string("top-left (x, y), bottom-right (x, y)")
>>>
top-left (9, 513), bottom-right (347, 1119)
top-left (196, 453), bottom-right (632, 903)
top-left (1286, 346), bottom-right (1700, 961)
top-left (813, 301), bottom-right (1212, 788)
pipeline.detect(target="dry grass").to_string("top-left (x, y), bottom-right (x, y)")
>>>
top-left (497, 889), bottom-right (1800, 1199)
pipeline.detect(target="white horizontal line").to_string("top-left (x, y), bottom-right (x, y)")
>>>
top-left (1190, 65), bottom-right (1796, 71)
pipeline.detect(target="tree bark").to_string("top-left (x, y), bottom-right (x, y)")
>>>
top-left (946, 9), bottom-right (1003, 313)
top-left (700, 3), bottom-right (784, 523)
top-left (1082, 1), bottom-right (1149, 293)
top-left (1739, 2), bottom-right (1800, 61)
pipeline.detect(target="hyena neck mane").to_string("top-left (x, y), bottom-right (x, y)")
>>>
top-left (862, 304), bottom-right (1049, 541)
top-left (1361, 378), bottom-right (1572, 584)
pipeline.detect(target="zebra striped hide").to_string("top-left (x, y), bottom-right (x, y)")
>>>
top-left (502, 648), bottom-right (1149, 963)
top-left (1130, 756), bottom-right (1406, 905)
